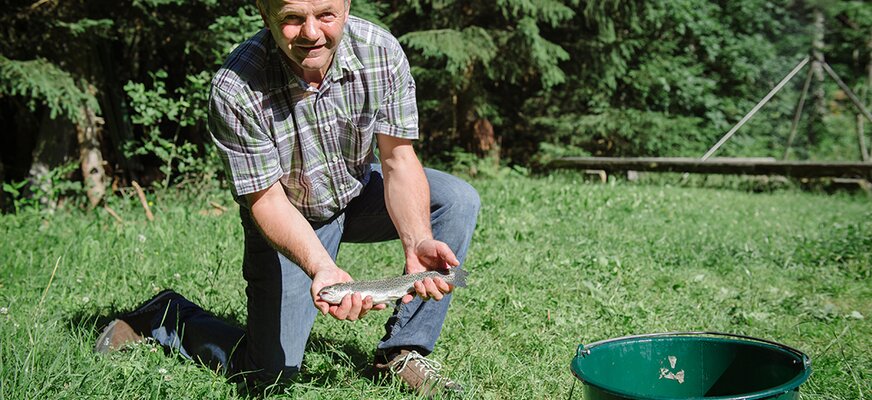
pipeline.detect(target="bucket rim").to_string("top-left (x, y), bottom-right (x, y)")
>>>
top-left (570, 331), bottom-right (813, 400)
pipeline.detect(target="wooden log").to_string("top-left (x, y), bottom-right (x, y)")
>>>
top-left (546, 157), bottom-right (872, 179)
top-left (103, 205), bottom-right (124, 223)
top-left (131, 181), bottom-right (154, 221)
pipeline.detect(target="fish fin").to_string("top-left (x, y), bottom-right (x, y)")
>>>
top-left (451, 268), bottom-right (469, 288)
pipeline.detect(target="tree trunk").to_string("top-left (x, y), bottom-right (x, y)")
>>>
top-left (456, 67), bottom-right (496, 157)
top-left (863, 30), bottom-right (871, 162)
top-left (28, 109), bottom-right (76, 210)
top-left (808, 7), bottom-right (826, 147)
top-left (867, 28), bottom-right (871, 104)
top-left (76, 92), bottom-right (106, 208)
top-left (0, 159), bottom-right (5, 211)
top-left (96, 40), bottom-right (140, 181)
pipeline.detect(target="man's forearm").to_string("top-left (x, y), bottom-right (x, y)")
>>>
top-left (381, 146), bottom-right (433, 257)
top-left (246, 182), bottom-right (335, 277)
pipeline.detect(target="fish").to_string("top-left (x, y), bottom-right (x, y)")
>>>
top-left (318, 268), bottom-right (469, 305)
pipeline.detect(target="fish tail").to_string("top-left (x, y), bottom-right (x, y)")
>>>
top-left (451, 268), bottom-right (469, 288)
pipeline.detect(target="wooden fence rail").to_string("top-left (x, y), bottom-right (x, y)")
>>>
top-left (546, 157), bottom-right (872, 179)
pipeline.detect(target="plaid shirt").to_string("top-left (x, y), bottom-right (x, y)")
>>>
top-left (208, 16), bottom-right (418, 221)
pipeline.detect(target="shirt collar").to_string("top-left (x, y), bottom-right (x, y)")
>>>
top-left (329, 28), bottom-right (364, 82)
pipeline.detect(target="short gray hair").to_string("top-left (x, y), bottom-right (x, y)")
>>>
top-left (257, 0), bottom-right (350, 13)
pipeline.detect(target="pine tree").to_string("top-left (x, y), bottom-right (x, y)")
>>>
top-left (383, 0), bottom-right (575, 159)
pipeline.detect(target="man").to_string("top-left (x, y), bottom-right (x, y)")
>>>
top-left (94, 0), bottom-right (479, 396)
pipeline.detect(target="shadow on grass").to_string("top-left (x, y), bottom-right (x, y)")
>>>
top-left (234, 334), bottom-right (385, 398)
top-left (303, 332), bottom-right (382, 380)
top-left (65, 307), bottom-right (385, 398)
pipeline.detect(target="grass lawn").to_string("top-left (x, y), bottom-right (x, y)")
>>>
top-left (1, 172), bottom-right (869, 399)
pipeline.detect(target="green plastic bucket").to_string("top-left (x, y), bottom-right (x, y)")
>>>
top-left (570, 332), bottom-right (811, 400)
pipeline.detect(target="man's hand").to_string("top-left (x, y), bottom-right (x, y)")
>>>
top-left (402, 239), bottom-right (459, 304)
top-left (311, 266), bottom-right (386, 320)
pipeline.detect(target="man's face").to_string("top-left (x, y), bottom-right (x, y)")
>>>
top-left (260, 0), bottom-right (349, 81)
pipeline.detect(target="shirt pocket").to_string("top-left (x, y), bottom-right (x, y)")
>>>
top-left (337, 116), bottom-right (377, 166)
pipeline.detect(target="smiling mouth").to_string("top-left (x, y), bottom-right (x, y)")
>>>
top-left (297, 44), bottom-right (325, 52)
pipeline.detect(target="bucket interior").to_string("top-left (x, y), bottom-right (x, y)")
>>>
top-left (571, 336), bottom-right (810, 399)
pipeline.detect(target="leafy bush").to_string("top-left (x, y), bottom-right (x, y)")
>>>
top-left (1, 162), bottom-right (84, 213)
top-left (124, 70), bottom-right (221, 188)
top-left (121, 3), bottom-right (261, 189)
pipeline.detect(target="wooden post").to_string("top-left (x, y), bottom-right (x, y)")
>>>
top-left (783, 67), bottom-right (814, 160)
top-left (821, 62), bottom-right (872, 124)
top-left (702, 57), bottom-right (809, 160)
top-left (860, 115), bottom-right (869, 162)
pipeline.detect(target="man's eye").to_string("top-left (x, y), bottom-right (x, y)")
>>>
top-left (283, 15), bottom-right (304, 24)
top-left (319, 13), bottom-right (336, 22)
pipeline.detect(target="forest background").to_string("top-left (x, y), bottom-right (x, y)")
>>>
top-left (1, 0), bottom-right (871, 210)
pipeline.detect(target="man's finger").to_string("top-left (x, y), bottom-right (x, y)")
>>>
top-left (433, 277), bottom-right (450, 293)
top-left (358, 295), bottom-right (375, 319)
top-left (333, 294), bottom-right (352, 320)
top-left (423, 277), bottom-right (443, 301)
top-left (401, 293), bottom-right (414, 304)
top-left (417, 277), bottom-right (437, 300)
top-left (437, 243), bottom-right (460, 266)
top-left (414, 280), bottom-right (428, 300)
top-left (347, 293), bottom-right (363, 321)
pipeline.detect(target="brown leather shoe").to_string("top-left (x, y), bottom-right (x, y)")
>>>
top-left (93, 319), bottom-right (143, 353)
top-left (93, 289), bottom-right (183, 354)
top-left (375, 350), bottom-right (464, 398)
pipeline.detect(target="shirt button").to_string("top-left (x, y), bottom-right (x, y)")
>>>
top-left (324, 125), bottom-right (332, 132)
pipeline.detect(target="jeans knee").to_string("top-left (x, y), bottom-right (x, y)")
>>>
top-left (446, 179), bottom-right (481, 218)
top-left (462, 185), bottom-right (481, 219)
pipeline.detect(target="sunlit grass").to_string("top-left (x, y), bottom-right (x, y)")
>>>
top-left (1, 173), bottom-right (869, 399)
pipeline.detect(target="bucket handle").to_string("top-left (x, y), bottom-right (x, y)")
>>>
top-left (577, 331), bottom-right (811, 368)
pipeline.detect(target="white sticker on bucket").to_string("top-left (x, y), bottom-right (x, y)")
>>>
top-left (659, 368), bottom-right (686, 384)
top-left (659, 356), bottom-right (685, 384)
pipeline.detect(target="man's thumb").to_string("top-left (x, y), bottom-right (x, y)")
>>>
top-left (439, 244), bottom-right (460, 266)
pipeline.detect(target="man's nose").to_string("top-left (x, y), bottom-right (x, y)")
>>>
top-left (300, 15), bottom-right (320, 41)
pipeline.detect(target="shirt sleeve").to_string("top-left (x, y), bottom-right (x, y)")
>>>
top-left (208, 86), bottom-right (283, 198)
top-left (374, 45), bottom-right (419, 139)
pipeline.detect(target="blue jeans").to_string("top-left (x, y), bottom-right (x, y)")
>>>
top-left (150, 166), bottom-right (480, 383)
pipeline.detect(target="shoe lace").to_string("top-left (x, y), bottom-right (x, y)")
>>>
top-left (390, 351), bottom-right (456, 386)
